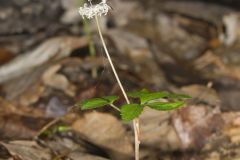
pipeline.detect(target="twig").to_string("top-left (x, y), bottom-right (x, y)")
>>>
top-left (35, 106), bottom-right (75, 138)
top-left (35, 118), bottom-right (61, 138)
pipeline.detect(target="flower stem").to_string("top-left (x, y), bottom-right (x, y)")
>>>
top-left (95, 16), bottom-right (140, 160)
top-left (95, 16), bottom-right (129, 104)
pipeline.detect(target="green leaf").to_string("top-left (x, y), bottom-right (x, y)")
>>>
top-left (78, 96), bottom-right (119, 110)
top-left (167, 93), bottom-right (191, 99)
top-left (120, 104), bottom-right (144, 122)
top-left (147, 101), bottom-right (185, 111)
top-left (140, 92), bottom-right (169, 104)
top-left (102, 96), bottom-right (119, 104)
top-left (81, 98), bottom-right (109, 110)
top-left (127, 90), bottom-right (150, 98)
top-left (128, 91), bottom-right (169, 104)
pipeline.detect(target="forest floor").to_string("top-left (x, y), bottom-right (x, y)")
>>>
top-left (0, 0), bottom-right (240, 160)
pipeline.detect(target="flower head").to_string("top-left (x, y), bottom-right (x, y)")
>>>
top-left (79, 0), bottom-right (111, 19)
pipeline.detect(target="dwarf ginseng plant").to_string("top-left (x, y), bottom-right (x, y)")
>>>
top-left (77, 90), bottom-right (190, 159)
top-left (77, 0), bottom-right (190, 160)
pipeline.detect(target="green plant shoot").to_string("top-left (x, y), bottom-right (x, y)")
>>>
top-left (76, 89), bottom-right (191, 122)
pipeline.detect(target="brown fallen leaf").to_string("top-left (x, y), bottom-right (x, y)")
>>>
top-left (139, 108), bottom-right (181, 151)
top-left (42, 64), bottom-right (76, 97)
top-left (194, 51), bottom-right (240, 80)
top-left (180, 84), bottom-right (221, 106)
top-left (0, 48), bottom-right (15, 66)
top-left (0, 113), bottom-right (51, 140)
top-left (0, 137), bottom-right (111, 160)
top-left (108, 29), bottom-right (168, 87)
top-left (68, 152), bottom-right (109, 160)
top-left (17, 80), bottom-right (45, 107)
top-left (0, 141), bottom-right (51, 160)
top-left (0, 96), bottom-right (53, 140)
top-left (223, 112), bottom-right (240, 144)
top-left (173, 105), bottom-right (224, 149)
top-left (72, 111), bottom-right (134, 160)
top-left (0, 36), bottom-right (88, 84)
top-left (0, 97), bottom-right (18, 114)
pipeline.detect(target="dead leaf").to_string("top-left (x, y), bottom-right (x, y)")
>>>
top-left (173, 105), bottom-right (224, 149)
top-left (139, 108), bottom-right (181, 150)
top-left (223, 112), bottom-right (240, 144)
top-left (0, 141), bottom-right (51, 160)
top-left (0, 36), bottom-right (88, 84)
top-left (18, 81), bottom-right (45, 107)
top-left (181, 84), bottom-right (221, 106)
top-left (0, 97), bottom-right (18, 114)
top-left (0, 113), bottom-right (51, 140)
top-left (194, 51), bottom-right (240, 80)
top-left (68, 152), bottom-right (109, 160)
top-left (0, 48), bottom-right (15, 66)
top-left (72, 111), bottom-right (133, 160)
top-left (42, 64), bottom-right (76, 97)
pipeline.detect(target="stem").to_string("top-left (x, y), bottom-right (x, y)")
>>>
top-left (95, 16), bottom-right (129, 104)
top-left (83, 19), bottom-right (97, 78)
top-left (133, 119), bottom-right (140, 160)
top-left (95, 16), bottom-right (140, 160)
top-left (79, 0), bottom-right (97, 78)
top-left (110, 104), bottom-right (120, 111)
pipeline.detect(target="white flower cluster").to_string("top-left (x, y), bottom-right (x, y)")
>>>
top-left (79, 0), bottom-right (111, 19)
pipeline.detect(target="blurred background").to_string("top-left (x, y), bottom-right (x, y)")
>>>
top-left (0, 0), bottom-right (240, 159)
